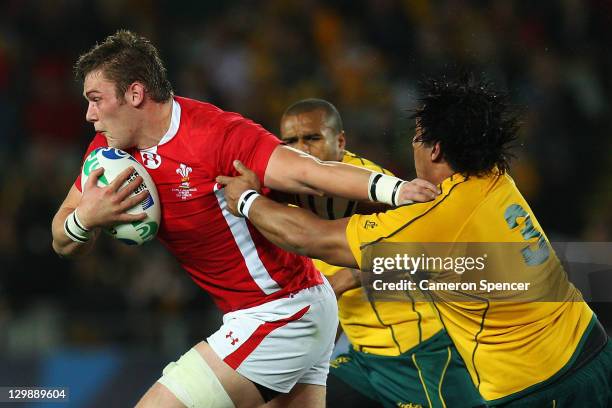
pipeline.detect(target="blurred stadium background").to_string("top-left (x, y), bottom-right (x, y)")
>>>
top-left (0, 0), bottom-right (611, 406)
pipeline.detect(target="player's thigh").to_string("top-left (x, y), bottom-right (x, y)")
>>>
top-left (262, 383), bottom-right (325, 408)
top-left (194, 341), bottom-right (264, 407)
top-left (137, 341), bottom-right (264, 408)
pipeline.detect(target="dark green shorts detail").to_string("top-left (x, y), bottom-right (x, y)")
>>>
top-left (329, 330), bottom-right (484, 408)
top-left (490, 337), bottom-right (612, 408)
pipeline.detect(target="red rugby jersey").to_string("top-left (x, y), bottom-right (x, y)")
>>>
top-left (75, 96), bottom-right (323, 313)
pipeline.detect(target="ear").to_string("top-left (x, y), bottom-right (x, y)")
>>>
top-left (337, 130), bottom-right (346, 151)
top-left (126, 82), bottom-right (145, 107)
top-left (431, 141), bottom-right (443, 162)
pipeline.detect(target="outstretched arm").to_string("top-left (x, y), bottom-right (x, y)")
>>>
top-left (264, 145), bottom-right (439, 205)
top-left (248, 193), bottom-right (357, 268)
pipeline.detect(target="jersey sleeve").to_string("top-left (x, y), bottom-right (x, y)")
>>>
top-left (216, 114), bottom-right (280, 185)
top-left (74, 133), bottom-right (108, 192)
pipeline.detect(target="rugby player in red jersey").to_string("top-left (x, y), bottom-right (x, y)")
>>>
top-left (51, 30), bottom-right (438, 408)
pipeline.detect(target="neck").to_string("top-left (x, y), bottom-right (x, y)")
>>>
top-left (134, 98), bottom-right (174, 149)
top-left (427, 163), bottom-right (454, 185)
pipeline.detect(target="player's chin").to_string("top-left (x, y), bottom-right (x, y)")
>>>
top-left (105, 136), bottom-right (127, 150)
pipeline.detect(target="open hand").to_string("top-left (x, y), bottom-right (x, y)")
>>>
top-left (396, 178), bottom-right (440, 204)
top-left (216, 160), bottom-right (261, 216)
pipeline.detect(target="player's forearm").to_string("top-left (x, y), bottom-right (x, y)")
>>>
top-left (299, 161), bottom-right (374, 200)
top-left (247, 198), bottom-right (321, 257)
top-left (245, 195), bottom-right (357, 268)
top-left (51, 207), bottom-right (97, 258)
top-left (265, 146), bottom-right (376, 199)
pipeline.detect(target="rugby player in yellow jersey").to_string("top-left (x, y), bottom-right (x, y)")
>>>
top-left (277, 98), bottom-right (484, 408)
top-left (218, 77), bottom-right (612, 407)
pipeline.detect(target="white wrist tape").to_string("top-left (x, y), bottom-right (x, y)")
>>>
top-left (368, 173), bottom-right (406, 206)
top-left (64, 209), bottom-right (91, 243)
top-left (237, 189), bottom-right (261, 218)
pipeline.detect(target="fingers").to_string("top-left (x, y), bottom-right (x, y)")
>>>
top-left (118, 190), bottom-right (150, 212)
top-left (233, 160), bottom-right (247, 174)
top-left (116, 175), bottom-right (144, 201)
top-left (399, 182), bottom-right (439, 203)
top-left (400, 192), bottom-right (434, 203)
top-left (411, 178), bottom-right (441, 195)
top-left (110, 166), bottom-right (136, 192)
top-left (216, 161), bottom-right (257, 186)
top-left (85, 167), bottom-right (105, 190)
top-left (215, 175), bottom-right (233, 185)
top-left (233, 160), bottom-right (258, 180)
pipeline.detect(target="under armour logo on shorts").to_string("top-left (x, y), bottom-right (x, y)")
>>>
top-left (225, 331), bottom-right (239, 345)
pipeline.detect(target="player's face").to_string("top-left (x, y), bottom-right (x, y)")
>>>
top-left (83, 70), bottom-right (137, 150)
top-left (280, 110), bottom-right (345, 161)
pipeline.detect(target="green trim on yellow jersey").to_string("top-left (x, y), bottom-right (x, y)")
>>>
top-left (345, 171), bottom-right (595, 400)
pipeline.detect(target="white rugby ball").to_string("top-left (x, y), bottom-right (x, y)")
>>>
top-left (81, 147), bottom-right (161, 245)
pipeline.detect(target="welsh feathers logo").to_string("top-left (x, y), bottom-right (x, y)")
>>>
top-left (176, 164), bottom-right (192, 189)
top-left (172, 163), bottom-right (197, 200)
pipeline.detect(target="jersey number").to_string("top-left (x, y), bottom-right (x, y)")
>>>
top-left (504, 204), bottom-right (549, 266)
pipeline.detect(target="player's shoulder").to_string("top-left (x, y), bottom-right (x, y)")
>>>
top-left (175, 96), bottom-right (247, 129)
top-left (342, 150), bottom-right (392, 175)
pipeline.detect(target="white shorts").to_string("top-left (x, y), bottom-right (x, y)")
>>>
top-left (207, 280), bottom-right (338, 393)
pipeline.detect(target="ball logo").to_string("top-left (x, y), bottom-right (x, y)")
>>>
top-left (140, 151), bottom-right (162, 169)
top-left (83, 150), bottom-right (109, 186)
top-left (133, 221), bottom-right (158, 242)
top-left (100, 147), bottom-right (134, 161)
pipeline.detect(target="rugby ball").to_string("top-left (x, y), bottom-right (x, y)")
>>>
top-left (81, 147), bottom-right (161, 245)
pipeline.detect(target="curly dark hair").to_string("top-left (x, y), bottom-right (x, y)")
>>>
top-left (74, 29), bottom-right (173, 103)
top-left (411, 73), bottom-right (519, 176)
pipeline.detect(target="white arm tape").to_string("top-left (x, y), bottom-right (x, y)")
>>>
top-left (64, 209), bottom-right (91, 243)
top-left (237, 189), bottom-right (261, 218)
top-left (367, 172), bottom-right (406, 206)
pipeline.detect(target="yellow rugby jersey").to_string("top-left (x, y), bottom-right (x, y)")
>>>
top-left (345, 172), bottom-right (593, 401)
top-left (309, 150), bottom-right (444, 356)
